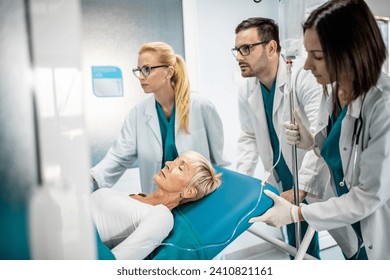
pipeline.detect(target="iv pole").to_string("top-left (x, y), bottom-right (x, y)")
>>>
top-left (286, 50), bottom-right (301, 250)
top-left (279, 0), bottom-right (307, 252)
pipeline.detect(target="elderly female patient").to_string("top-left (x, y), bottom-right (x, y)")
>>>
top-left (90, 151), bottom-right (221, 260)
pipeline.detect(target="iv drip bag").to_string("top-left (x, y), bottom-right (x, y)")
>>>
top-left (279, 0), bottom-right (306, 58)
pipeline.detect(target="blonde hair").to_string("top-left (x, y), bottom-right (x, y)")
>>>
top-left (139, 42), bottom-right (191, 134)
top-left (179, 151), bottom-right (222, 204)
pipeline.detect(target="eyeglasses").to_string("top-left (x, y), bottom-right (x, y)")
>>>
top-left (231, 41), bottom-right (269, 57)
top-left (132, 65), bottom-right (169, 78)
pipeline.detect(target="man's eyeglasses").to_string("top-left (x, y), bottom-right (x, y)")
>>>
top-left (231, 41), bottom-right (269, 57)
top-left (132, 65), bottom-right (169, 78)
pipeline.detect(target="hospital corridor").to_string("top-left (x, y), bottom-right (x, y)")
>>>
top-left (1, 0), bottom-right (389, 264)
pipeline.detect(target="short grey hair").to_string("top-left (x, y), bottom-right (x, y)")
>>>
top-left (180, 151), bottom-right (222, 204)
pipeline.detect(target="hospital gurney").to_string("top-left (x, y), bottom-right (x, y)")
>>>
top-left (96, 166), bottom-right (316, 260)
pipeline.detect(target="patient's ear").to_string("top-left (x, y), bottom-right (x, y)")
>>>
top-left (183, 187), bottom-right (198, 198)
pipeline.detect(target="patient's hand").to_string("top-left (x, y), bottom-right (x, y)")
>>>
top-left (280, 189), bottom-right (307, 204)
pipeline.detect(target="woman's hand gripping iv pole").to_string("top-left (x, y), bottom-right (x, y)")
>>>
top-left (284, 111), bottom-right (315, 150)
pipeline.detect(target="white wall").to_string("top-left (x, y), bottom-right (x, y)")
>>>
top-left (366, 0), bottom-right (390, 18)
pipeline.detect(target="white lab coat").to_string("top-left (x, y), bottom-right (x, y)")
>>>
top-left (91, 93), bottom-right (229, 194)
top-left (237, 56), bottom-right (359, 258)
top-left (302, 73), bottom-right (390, 259)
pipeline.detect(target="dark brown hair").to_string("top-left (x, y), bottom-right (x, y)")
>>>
top-left (235, 17), bottom-right (281, 53)
top-left (303, 0), bottom-right (387, 102)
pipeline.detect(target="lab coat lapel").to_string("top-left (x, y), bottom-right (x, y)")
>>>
top-left (349, 95), bottom-right (363, 119)
top-left (313, 90), bottom-right (333, 149)
top-left (248, 79), bottom-right (273, 169)
top-left (273, 60), bottom-right (286, 136)
top-left (144, 96), bottom-right (162, 146)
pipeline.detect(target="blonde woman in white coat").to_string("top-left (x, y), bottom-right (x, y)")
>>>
top-left (91, 42), bottom-right (228, 194)
top-left (253, 0), bottom-right (390, 259)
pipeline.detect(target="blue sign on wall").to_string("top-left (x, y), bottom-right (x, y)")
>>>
top-left (92, 66), bottom-right (123, 97)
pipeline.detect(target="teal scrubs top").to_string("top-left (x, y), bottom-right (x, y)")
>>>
top-left (156, 101), bottom-right (178, 167)
top-left (261, 82), bottom-right (293, 191)
top-left (320, 105), bottom-right (348, 196)
top-left (320, 105), bottom-right (367, 260)
top-left (261, 81), bottom-right (320, 259)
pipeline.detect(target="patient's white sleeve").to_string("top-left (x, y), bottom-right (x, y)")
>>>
top-left (90, 188), bottom-right (174, 260)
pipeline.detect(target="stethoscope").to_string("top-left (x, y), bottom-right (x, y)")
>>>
top-left (339, 112), bottom-right (364, 188)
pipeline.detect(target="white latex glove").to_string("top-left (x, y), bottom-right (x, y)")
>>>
top-left (284, 111), bottom-right (315, 150)
top-left (249, 190), bottom-right (299, 227)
